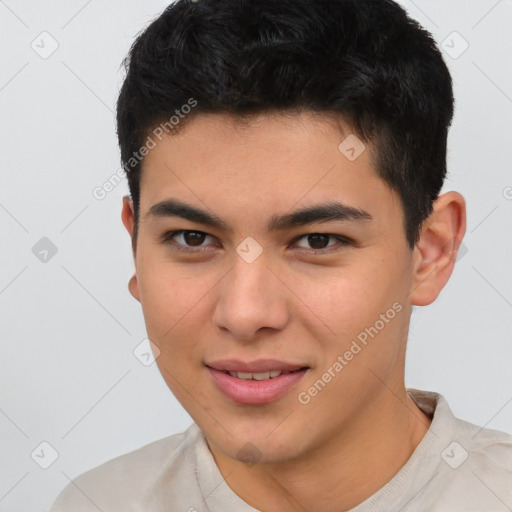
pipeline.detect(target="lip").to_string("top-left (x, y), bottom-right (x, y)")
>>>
top-left (206, 359), bottom-right (307, 373)
top-left (206, 360), bottom-right (310, 405)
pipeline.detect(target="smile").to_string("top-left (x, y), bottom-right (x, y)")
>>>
top-left (205, 361), bottom-right (310, 405)
top-left (224, 370), bottom-right (298, 380)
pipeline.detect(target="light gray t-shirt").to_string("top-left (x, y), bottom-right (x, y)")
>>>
top-left (51, 388), bottom-right (512, 511)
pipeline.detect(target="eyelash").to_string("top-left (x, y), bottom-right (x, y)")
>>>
top-left (160, 230), bottom-right (352, 255)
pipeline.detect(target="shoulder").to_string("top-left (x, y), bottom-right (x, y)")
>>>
top-left (440, 407), bottom-right (512, 507)
top-left (453, 415), bottom-right (512, 470)
top-left (410, 388), bottom-right (512, 466)
top-left (405, 389), bottom-right (512, 510)
top-left (50, 424), bottom-right (200, 512)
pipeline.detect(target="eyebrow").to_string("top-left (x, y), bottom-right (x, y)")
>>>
top-left (146, 199), bottom-right (373, 232)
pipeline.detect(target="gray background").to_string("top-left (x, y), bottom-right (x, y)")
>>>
top-left (1, 0), bottom-right (511, 510)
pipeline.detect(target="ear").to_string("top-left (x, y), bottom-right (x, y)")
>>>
top-left (409, 191), bottom-right (466, 306)
top-left (121, 196), bottom-right (141, 302)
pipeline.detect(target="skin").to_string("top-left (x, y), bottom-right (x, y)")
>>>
top-left (121, 111), bottom-right (466, 511)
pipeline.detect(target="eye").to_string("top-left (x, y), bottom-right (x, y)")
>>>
top-left (161, 230), bottom-right (217, 253)
top-left (291, 233), bottom-right (351, 254)
top-left (161, 230), bottom-right (352, 255)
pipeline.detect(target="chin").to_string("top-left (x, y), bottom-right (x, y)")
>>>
top-left (207, 424), bottom-right (309, 465)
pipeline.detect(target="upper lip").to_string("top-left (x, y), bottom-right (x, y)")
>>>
top-left (206, 359), bottom-right (309, 373)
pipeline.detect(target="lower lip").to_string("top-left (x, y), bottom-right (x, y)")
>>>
top-left (207, 367), bottom-right (309, 405)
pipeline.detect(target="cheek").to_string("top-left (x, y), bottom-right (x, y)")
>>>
top-left (135, 251), bottom-right (220, 370)
top-left (292, 254), bottom-right (408, 357)
top-left (136, 247), bottom-right (203, 326)
top-left (291, 263), bottom-right (386, 330)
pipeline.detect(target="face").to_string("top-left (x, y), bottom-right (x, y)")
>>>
top-left (123, 112), bottom-right (420, 464)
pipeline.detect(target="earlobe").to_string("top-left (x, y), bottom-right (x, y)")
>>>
top-left (128, 274), bottom-right (141, 302)
top-left (409, 191), bottom-right (466, 306)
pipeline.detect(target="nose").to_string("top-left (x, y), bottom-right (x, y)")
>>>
top-left (212, 252), bottom-right (290, 341)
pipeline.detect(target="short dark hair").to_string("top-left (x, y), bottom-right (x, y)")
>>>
top-left (116, 0), bottom-right (454, 249)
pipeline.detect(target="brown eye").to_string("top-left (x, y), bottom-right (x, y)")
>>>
top-left (293, 233), bottom-right (352, 254)
top-left (181, 231), bottom-right (206, 246)
top-left (305, 234), bottom-right (330, 249)
top-left (161, 230), bottom-right (216, 252)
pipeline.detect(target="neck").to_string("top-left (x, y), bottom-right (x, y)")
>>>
top-left (208, 387), bottom-right (432, 512)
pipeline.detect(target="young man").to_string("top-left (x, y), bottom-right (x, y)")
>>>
top-left (51, 0), bottom-right (512, 510)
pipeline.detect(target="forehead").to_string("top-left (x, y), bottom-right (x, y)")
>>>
top-left (138, 112), bottom-right (402, 230)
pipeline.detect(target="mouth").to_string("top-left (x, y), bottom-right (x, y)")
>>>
top-left (205, 359), bottom-right (310, 405)
top-left (214, 368), bottom-right (308, 380)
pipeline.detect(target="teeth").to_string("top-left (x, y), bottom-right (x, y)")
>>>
top-left (227, 370), bottom-right (290, 380)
